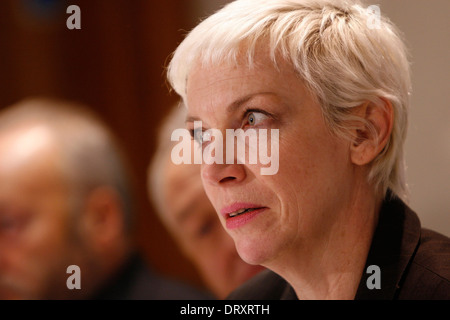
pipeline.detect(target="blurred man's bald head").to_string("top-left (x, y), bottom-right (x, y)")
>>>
top-left (0, 98), bottom-right (135, 299)
top-left (0, 98), bottom-right (134, 230)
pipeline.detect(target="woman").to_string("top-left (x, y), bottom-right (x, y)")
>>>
top-left (166, 0), bottom-right (450, 299)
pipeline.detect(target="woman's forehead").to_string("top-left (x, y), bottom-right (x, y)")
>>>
top-left (187, 53), bottom-right (298, 100)
top-left (185, 55), bottom-right (309, 124)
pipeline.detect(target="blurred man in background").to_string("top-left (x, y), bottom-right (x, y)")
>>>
top-left (0, 98), bottom-right (210, 300)
top-left (148, 105), bottom-right (264, 299)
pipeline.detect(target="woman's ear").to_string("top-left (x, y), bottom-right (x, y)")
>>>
top-left (350, 98), bottom-right (394, 166)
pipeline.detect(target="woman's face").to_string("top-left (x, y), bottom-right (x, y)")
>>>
top-left (185, 50), bottom-right (355, 267)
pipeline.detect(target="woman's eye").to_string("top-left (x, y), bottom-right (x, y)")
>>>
top-left (246, 111), bottom-right (268, 127)
top-left (192, 129), bottom-right (211, 145)
top-left (193, 128), bottom-right (203, 144)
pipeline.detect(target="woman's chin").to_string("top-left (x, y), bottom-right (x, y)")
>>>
top-left (234, 237), bottom-right (274, 266)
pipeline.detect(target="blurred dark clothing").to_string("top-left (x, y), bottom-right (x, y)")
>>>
top-left (227, 193), bottom-right (450, 300)
top-left (93, 253), bottom-right (213, 300)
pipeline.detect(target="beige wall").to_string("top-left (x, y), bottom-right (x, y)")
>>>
top-left (189, 0), bottom-right (450, 236)
top-left (377, 0), bottom-right (450, 236)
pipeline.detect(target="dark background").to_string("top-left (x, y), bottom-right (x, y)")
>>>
top-left (0, 0), bottom-right (217, 289)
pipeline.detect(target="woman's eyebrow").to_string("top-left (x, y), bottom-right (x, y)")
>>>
top-left (185, 92), bottom-right (278, 125)
top-left (185, 115), bottom-right (201, 124)
top-left (185, 115), bottom-right (211, 129)
top-left (226, 92), bottom-right (276, 114)
top-left (226, 94), bottom-right (254, 114)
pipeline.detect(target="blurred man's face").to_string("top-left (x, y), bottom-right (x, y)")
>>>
top-left (0, 127), bottom-right (80, 299)
top-left (163, 161), bottom-right (263, 299)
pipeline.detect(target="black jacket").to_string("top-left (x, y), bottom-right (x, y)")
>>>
top-left (227, 194), bottom-right (450, 300)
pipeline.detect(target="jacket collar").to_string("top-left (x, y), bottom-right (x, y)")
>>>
top-left (354, 193), bottom-right (421, 299)
top-left (278, 193), bottom-right (422, 300)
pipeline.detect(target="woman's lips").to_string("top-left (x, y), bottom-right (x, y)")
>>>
top-left (220, 202), bottom-right (265, 216)
top-left (220, 203), bottom-right (268, 229)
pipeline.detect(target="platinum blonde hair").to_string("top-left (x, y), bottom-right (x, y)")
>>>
top-left (167, 0), bottom-right (411, 200)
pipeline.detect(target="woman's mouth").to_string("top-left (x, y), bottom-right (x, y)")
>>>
top-left (221, 203), bottom-right (268, 229)
top-left (228, 207), bottom-right (261, 218)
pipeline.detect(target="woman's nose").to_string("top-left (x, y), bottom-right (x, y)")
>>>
top-left (202, 162), bottom-right (247, 186)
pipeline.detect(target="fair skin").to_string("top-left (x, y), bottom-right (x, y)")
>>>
top-left (163, 160), bottom-right (264, 298)
top-left (0, 125), bottom-right (130, 299)
top-left (185, 48), bottom-right (393, 299)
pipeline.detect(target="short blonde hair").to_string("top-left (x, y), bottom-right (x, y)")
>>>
top-left (167, 0), bottom-right (411, 200)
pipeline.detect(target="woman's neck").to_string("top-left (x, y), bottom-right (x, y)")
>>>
top-left (265, 188), bottom-right (382, 300)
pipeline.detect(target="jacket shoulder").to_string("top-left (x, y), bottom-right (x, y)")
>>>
top-left (415, 228), bottom-right (450, 278)
top-left (399, 228), bottom-right (450, 299)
